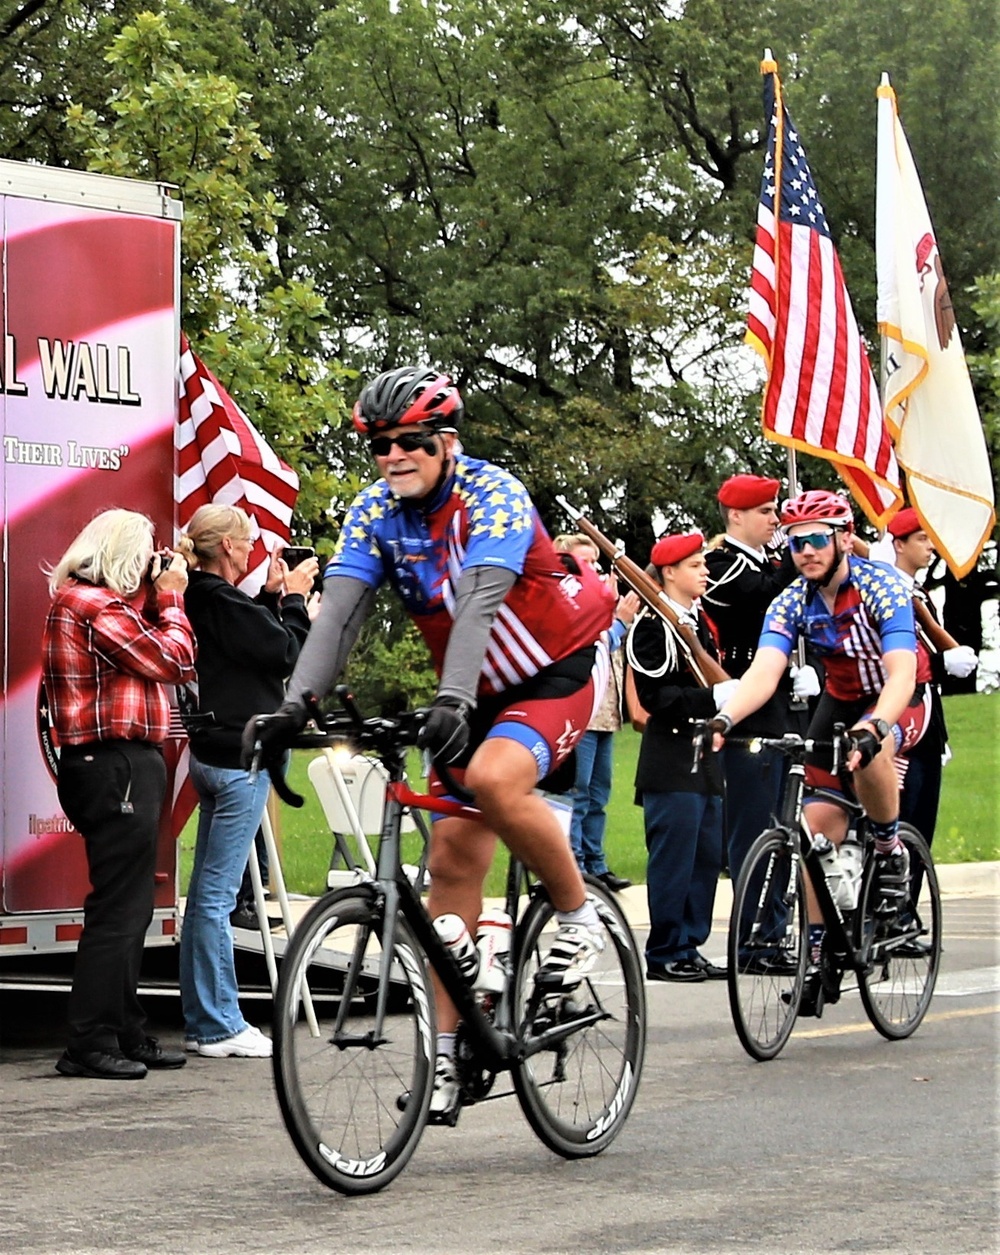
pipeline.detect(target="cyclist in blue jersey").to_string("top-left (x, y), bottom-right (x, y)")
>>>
top-left (245, 366), bottom-right (616, 1118)
top-left (710, 490), bottom-right (917, 1012)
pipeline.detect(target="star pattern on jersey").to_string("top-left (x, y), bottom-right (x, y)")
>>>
top-left (458, 464), bottom-right (532, 539)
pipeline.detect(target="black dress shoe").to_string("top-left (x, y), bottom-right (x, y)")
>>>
top-left (597, 870), bottom-right (632, 893)
top-left (739, 950), bottom-right (799, 975)
top-left (646, 960), bottom-right (707, 983)
top-left (692, 953), bottom-right (727, 980)
top-left (121, 1036), bottom-right (187, 1070)
top-left (229, 906), bottom-right (283, 931)
top-left (55, 1049), bottom-right (147, 1080)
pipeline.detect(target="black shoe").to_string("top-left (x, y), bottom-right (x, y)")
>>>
top-left (597, 870), bottom-right (632, 893)
top-left (692, 953), bottom-right (727, 980)
top-left (55, 1049), bottom-right (147, 1080)
top-left (646, 959), bottom-right (707, 983)
top-left (121, 1036), bottom-right (187, 1070)
top-left (230, 906), bottom-right (283, 931)
top-left (783, 969), bottom-right (824, 1018)
top-left (739, 950), bottom-right (799, 976)
top-left (874, 847), bottom-right (910, 920)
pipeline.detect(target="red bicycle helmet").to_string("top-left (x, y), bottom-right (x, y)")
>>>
top-left (780, 489), bottom-right (854, 530)
top-left (352, 366), bottom-right (464, 435)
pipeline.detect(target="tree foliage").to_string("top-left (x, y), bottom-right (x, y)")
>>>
top-left (0, 0), bottom-right (996, 704)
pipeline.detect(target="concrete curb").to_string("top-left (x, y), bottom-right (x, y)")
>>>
top-left (610, 861), bottom-right (1000, 930)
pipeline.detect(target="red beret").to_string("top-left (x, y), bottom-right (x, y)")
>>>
top-left (651, 531), bottom-right (704, 568)
top-left (717, 474), bottom-right (780, 509)
top-left (887, 507), bottom-right (922, 539)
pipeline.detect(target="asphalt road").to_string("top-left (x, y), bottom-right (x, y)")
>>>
top-left (1, 893), bottom-right (997, 1255)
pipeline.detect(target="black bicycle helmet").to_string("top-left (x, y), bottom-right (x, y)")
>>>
top-left (352, 366), bottom-right (464, 435)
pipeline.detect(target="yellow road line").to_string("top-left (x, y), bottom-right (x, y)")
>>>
top-left (794, 1003), bottom-right (999, 1038)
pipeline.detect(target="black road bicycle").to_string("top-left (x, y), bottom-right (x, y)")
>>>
top-left (255, 690), bottom-right (647, 1195)
top-left (712, 730), bottom-right (941, 1062)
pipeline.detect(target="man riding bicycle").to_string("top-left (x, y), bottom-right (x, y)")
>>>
top-left (710, 490), bottom-right (917, 1012)
top-left (245, 366), bottom-right (616, 1118)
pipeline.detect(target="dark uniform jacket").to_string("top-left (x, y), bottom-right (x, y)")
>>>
top-left (629, 609), bottom-right (723, 796)
top-left (703, 539), bottom-right (801, 737)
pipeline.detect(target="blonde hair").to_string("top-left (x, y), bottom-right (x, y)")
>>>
top-left (179, 504), bottom-right (252, 569)
top-left (47, 509), bottom-right (155, 598)
top-left (552, 532), bottom-right (596, 555)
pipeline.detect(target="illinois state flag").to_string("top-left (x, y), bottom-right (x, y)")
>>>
top-left (876, 75), bottom-right (995, 577)
top-left (747, 56), bottom-right (902, 527)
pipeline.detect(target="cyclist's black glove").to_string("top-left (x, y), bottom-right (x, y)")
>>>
top-left (846, 727), bottom-right (880, 770)
top-left (240, 702), bottom-right (308, 772)
top-left (417, 696), bottom-right (471, 765)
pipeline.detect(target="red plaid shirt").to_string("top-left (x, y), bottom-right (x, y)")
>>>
top-left (42, 578), bottom-right (197, 746)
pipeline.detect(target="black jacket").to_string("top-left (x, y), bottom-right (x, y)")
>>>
top-left (703, 540), bottom-right (802, 737)
top-left (629, 610), bottom-right (723, 796)
top-left (183, 570), bottom-right (311, 768)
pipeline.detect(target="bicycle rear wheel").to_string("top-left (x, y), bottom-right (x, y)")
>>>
top-left (727, 828), bottom-right (808, 1061)
top-left (272, 889), bottom-right (435, 1195)
top-left (510, 879), bottom-right (646, 1157)
top-left (857, 823), bottom-right (941, 1040)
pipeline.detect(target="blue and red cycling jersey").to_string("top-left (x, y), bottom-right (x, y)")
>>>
top-left (759, 556), bottom-right (916, 701)
top-left (325, 453), bottom-right (615, 696)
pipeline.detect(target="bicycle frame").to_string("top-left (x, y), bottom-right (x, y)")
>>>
top-left (770, 739), bottom-right (871, 970)
top-left (334, 753), bottom-right (609, 1077)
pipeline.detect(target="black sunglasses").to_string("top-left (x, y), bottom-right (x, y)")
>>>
top-left (369, 431), bottom-right (439, 457)
top-left (788, 530), bottom-right (836, 553)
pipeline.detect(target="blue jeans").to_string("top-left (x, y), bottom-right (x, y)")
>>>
top-left (569, 730), bottom-right (614, 875)
top-left (643, 790), bottom-right (723, 966)
top-left (180, 757), bottom-right (271, 1043)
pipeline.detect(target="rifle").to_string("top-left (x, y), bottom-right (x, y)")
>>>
top-left (556, 496), bottom-right (730, 689)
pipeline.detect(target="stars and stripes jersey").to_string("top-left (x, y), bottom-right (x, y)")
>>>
top-left (326, 454), bottom-right (615, 695)
top-left (759, 557), bottom-right (916, 701)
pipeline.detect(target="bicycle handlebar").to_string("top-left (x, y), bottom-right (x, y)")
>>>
top-left (250, 687), bottom-right (476, 807)
top-left (688, 720), bottom-right (851, 776)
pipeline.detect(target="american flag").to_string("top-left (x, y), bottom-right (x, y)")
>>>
top-left (176, 332), bottom-right (300, 595)
top-left (746, 58), bottom-right (902, 527)
top-left (171, 332), bottom-right (301, 835)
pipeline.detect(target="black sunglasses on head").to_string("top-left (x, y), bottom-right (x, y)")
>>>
top-left (369, 430), bottom-right (439, 457)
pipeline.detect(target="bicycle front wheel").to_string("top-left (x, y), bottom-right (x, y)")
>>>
top-left (857, 823), bottom-right (941, 1040)
top-left (727, 827), bottom-right (808, 1061)
top-left (511, 879), bottom-right (646, 1157)
top-left (272, 889), bottom-right (436, 1195)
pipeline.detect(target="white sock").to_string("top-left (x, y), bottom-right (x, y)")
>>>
top-left (557, 900), bottom-right (601, 932)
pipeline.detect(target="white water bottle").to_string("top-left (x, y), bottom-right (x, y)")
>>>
top-left (433, 913), bottom-right (479, 983)
top-left (813, 834), bottom-right (847, 908)
top-left (838, 835), bottom-right (864, 911)
top-left (474, 908), bottom-right (513, 994)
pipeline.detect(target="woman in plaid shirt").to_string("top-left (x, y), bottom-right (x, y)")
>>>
top-left (42, 509), bottom-right (196, 1080)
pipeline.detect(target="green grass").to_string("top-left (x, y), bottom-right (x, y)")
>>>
top-left (178, 691), bottom-right (998, 897)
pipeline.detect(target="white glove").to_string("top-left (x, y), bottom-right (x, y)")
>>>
top-left (943, 645), bottom-right (978, 678)
top-left (790, 663), bottom-right (821, 701)
top-left (712, 679), bottom-right (740, 711)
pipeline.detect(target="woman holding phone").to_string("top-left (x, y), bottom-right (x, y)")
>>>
top-left (177, 506), bottom-right (318, 1057)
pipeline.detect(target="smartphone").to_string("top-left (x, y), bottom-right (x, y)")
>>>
top-left (282, 545), bottom-right (316, 569)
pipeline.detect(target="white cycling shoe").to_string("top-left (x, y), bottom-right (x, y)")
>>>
top-left (534, 922), bottom-right (605, 992)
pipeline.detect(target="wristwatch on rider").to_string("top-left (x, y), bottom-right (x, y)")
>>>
top-left (863, 717), bottom-right (891, 742)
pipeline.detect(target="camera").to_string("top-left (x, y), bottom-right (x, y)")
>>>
top-left (282, 545), bottom-right (316, 570)
top-left (146, 548), bottom-right (173, 580)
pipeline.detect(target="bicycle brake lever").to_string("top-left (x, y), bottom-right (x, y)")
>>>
top-left (267, 758), bottom-right (305, 808)
top-left (434, 757), bottom-right (476, 805)
top-left (334, 684), bottom-right (365, 729)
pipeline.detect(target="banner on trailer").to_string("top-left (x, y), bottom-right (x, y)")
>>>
top-left (1, 193), bottom-right (180, 912)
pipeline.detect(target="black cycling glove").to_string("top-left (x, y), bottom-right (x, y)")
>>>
top-left (847, 727), bottom-right (881, 770)
top-left (417, 696), bottom-right (471, 765)
top-left (240, 701), bottom-right (308, 771)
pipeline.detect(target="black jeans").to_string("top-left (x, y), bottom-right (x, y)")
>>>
top-left (57, 741), bottom-right (166, 1054)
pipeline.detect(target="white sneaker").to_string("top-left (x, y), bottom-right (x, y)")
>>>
top-left (183, 1038), bottom-right (198, 1054)
top-left (428, 1054), bottom-right (460, 1126)
top-left (197, 1025), bottom-right (272, 1058)
top-left (535, 922), bottom-right (605, 992)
